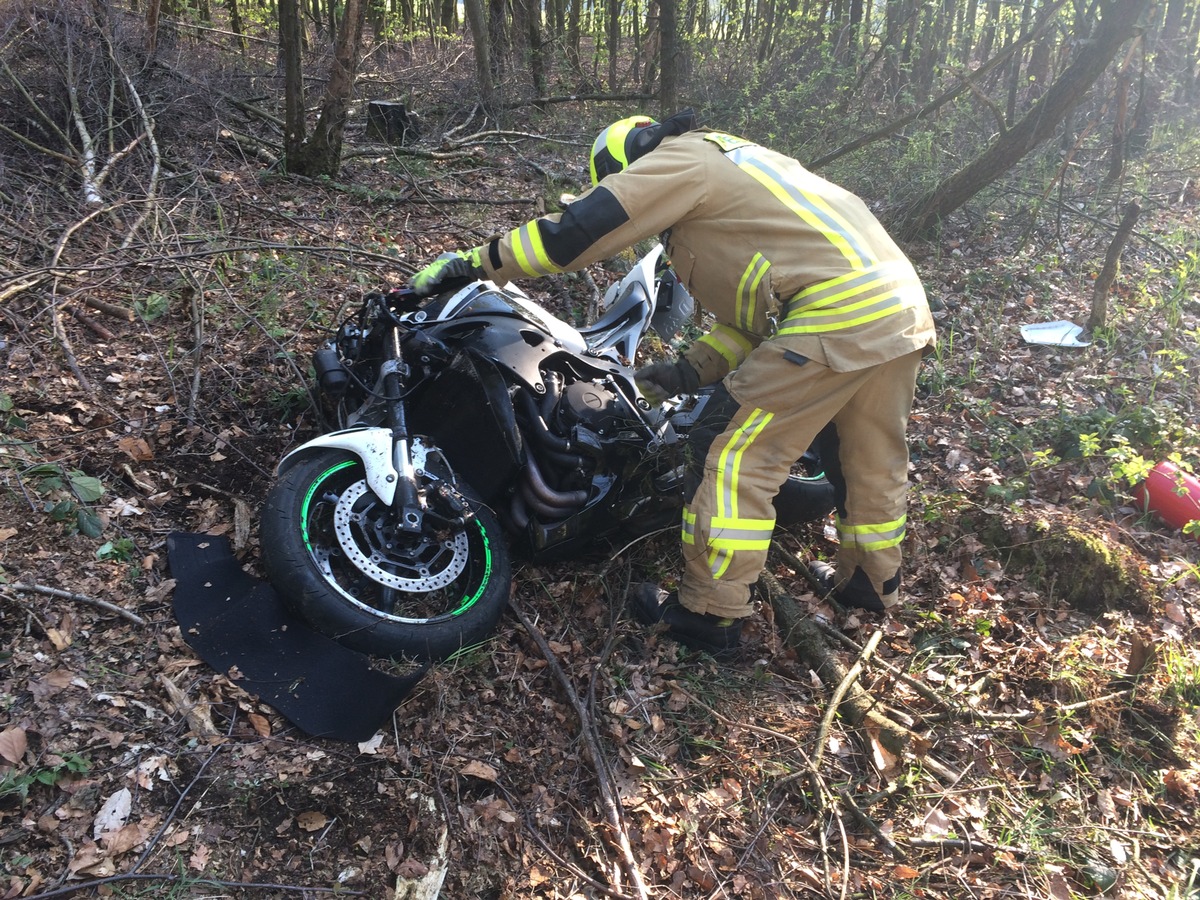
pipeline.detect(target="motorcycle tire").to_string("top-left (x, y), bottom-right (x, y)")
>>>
top-left (773, 468), bottom-right (836, 528)
top-left (260, 449), bottom-right (511, 661)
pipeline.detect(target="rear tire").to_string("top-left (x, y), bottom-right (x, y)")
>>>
top-left (773, 453), bottom-right (835, 527)
top-left (260, 449), bottom-right (510, 661)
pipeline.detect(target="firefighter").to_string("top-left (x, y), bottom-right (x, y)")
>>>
top-left (411, 111), bottom-right (936, 655)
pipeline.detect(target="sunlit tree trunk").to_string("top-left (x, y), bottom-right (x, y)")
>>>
top-left (279, 0), bottom-right (306, 162)
top-left (566, 0), bottom-right (582, 72)
top-left (521, 0), bottom-right (545, 96)
top-left (287, 0), bottom-right (368, 177)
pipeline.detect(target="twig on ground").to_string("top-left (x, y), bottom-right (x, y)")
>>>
top-left (762, 571), bottom-right (913, 759)
top-left (814, 618), bottom-right (950, 712)
top-left (811, 630), bottom-right (883, 772)
top-left (510, 595), bottom-right (650, 900)
top-left (157, 674), bottom-right (220, 739)
top-left (836, 787), bottom-right (906, 859)
top-left (7, 582), bottom-right (146, 625)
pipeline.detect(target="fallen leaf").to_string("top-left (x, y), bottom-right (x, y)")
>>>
top-left (68, 841), bottom-right (115, 877)
top-left (46, 627), bottom-right (72, 651)
top-left (0, 726), bottom-right (27, 764)
top-left (1163, 598), bottom-right (1187, 624)
top-left (189, 843), bottom-right (211, 871)
top-left (298, 811), bottom-right (328, 832)
top-left (1096, 788), bottom-right (1116, 822)
top-left (922, 806), bottom-right (953, 837)
top-left (865, 725), bottom-right (900, 777)
top-left (892, 864), bottom-right (920, 879)
top-left (248, 712), bottom-right (271, 737)
top-left (357, 733), bottom-right (384, 755)
top-left (460, 760), bottom-right (498, 782)
top-left (116, 436), bottom-right (154, 461)
top-left (93, 787), bottom-right (132, 838)
top-left (100, 822), bottom-right (147, 857)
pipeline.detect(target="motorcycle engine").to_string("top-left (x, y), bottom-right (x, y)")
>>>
top-left (554, 380), bottom-right (638, 436)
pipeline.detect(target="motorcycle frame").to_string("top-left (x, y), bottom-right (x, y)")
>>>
top-left (275, 245), bottom-right (684, 532)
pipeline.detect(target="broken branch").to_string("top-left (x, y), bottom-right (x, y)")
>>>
top-left (7, 582), bottom-right (146, 625)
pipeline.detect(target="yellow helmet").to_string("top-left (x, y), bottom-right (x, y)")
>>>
top-left (589, 115), bottom-right (657, 186)
top-left (587, 109), bottom-right (698, 186)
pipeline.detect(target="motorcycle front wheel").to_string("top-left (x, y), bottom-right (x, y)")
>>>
top-left (260, 450), bottom-right (511, 661)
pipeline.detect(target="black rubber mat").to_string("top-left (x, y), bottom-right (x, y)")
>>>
top-left (167, 532), bottom-right (426, 742)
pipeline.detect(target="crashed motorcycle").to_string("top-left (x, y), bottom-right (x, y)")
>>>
top-left (259, 245), bottom-right (834, 661)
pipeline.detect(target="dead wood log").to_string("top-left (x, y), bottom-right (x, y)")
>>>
top-left (761, 571), bottom-right (911, 758)
top-left (81, 295), bottom-right (136, 322)
top-left (68, 306), bottom-right (117, 339)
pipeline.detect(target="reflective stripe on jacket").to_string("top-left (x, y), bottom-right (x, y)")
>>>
top-left (476, 130), bottom-right (935, 382)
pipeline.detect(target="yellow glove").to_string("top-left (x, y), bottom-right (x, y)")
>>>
top-left (411, 248), bottom-right (483, 297)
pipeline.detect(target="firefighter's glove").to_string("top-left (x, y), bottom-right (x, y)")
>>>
top-left (635, 358), bottom-right (700, 404)
top-left (411, 248), bottom-right (483, 297)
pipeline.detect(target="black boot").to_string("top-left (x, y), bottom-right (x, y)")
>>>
top-left (628, 583), bottom-right (742, 656)
top-left (807, 561), bottom-right (886, 613)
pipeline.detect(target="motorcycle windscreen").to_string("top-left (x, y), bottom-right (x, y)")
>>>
top-left (407, 350), bottom-right (524, 506)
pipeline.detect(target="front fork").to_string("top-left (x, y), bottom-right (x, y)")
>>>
top-left (277, 329), bottom-right (471, 533)
top-left (383, 329), bottom-right (424, 533)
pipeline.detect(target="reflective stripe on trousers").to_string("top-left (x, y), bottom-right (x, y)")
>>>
top-left (678, 344), bottom-right (924, 619)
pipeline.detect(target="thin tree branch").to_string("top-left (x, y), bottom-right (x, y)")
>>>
top-left (6, 582), bottom-right (145, 625)
top-left (510, 595), bottom-right (651, 900)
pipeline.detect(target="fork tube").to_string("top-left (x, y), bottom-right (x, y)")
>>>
top-left (385, 328), bottom-right (424, 532)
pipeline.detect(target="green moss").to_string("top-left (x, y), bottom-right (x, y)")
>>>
top-left (978, 509), bottom-right (1152, 613)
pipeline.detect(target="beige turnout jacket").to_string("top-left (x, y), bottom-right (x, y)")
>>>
top-left (474, 130), bottom-right (936, 383)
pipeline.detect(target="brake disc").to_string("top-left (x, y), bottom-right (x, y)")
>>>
top-left (332, 479), bottom-right (468, 592)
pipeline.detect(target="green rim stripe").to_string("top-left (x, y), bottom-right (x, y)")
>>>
top-left (449, 520), bottom-right (493, 616)
top-left (301, 459), bottom-right (358, 554)
top-left (300, 457), bottom-right (494, 619)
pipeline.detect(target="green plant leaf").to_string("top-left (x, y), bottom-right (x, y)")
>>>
top-left (69, 473), bottom-right (104, 502)
top-left (77, 509), bottom-right (104, 538)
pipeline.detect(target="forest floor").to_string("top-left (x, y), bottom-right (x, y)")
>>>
top-left (1, 110), bottom-right (1200, 900)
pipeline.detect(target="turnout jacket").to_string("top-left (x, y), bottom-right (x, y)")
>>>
top-left (474, 130), bottom-right (936, 384)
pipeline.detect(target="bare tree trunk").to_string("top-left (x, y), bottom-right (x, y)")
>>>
top-left (288, 0), bottom-right (368, 177)
top-left (279, 0), bottom-right (306, 163)
top-left (1086, 201), bottom-right (1140, 334)
top-left (463, 0), bottom-right (495, 103)
top-left (565, 0), bottom-right (582, 73)
top-left (523, 0), bottom-right (545, 97)
top-left (892, 0), bottom-right (1152, 239)
top-left (146, 0), bottom-right (161, 57)
top-left (1106, 68), bottom-right (1131, 184)
top-left (659, 0), bottom-right (678, 116)
top-left (607, 0), bottom-right (622, 88)
top-left (227, 0), bottom-right (248, 51)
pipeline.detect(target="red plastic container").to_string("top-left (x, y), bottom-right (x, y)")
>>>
top-left (1135, 461), bottom-right (1200, 539)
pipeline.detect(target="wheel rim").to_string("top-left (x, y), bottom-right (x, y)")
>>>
top-left (332, 479), bottom-right (470, 590)
top-left (300, 459), bottom-right (494, 624)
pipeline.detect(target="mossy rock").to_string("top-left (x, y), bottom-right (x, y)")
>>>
top-left (976, 507), bottom-right (1153, 614)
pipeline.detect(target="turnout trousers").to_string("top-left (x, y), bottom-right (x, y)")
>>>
top-left (679, 342), bottom-right (925, 619)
